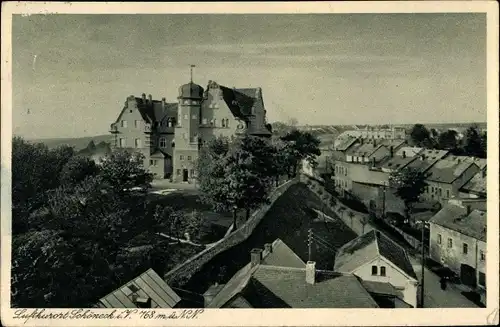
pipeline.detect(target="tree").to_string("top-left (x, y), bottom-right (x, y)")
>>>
top-left (437, 129), bottom-right (459, 152)
top-left (99, 149), bottom-right (153, 193)
top-left (60, 155), bottom-right (100, 187)
top-left (280, 130), bottom-right (321, 177)
top-left (389, 167), bottom-right (428, 224)
top-left (463, 125), bottom-right (485, 158)
top-left (410, 124), bottom-right (431, 147)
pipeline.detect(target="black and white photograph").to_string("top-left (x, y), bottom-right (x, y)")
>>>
top-left (1, 2), bottom-right (498, 326)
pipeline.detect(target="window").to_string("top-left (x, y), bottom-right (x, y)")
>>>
top-left (134, 120), bottom-right (140, 128)
top-left (202, 118), bottom-right (208, 125)
top-left (190, 169), bottom-right (195, 177)
top-left (119, 138), bottom-right (126, 148)
top-left (225, 119), bottom-right (230, 127)
top-left (431, 187), bottom-right (434, 193)
top-left (135, 138), bottom-right (141, 148)
top-left (446, 190), bottom-right (450, 198)
top-left (176, 169), bottom-right (181, 176)
top-left (192, 114), bottom-right (197, 119)
top-left (371, 266), bottom-right (378, 275)
top-left (447, 238), bottom-right (453, 248)
top-left (159, 137), bottom-right (166, 148)
top-left (180, 155), bottom-right (184, 160)
top-left (121, 120), bottom-right (128, 128)
top-left (380, 266), bottom-right (386, 276)
top-left (213, 118), bottom-right (217, 126)
top-left (187, 156), bottom-right (192, 161)
top-left (437, 234), bottom-right (442, 244)
top-left (150, 160), bottom-right (157, 167)
top-left (480, 251), bottom-right (485, 261)
top-left (149, 160), bottom-right (154, 166)
top-left (184, 114), bottom-right (188, 119)
top-left (463, 243), bottom-right (468, 255)
top-left (222, 119), bottom-right (226, 127)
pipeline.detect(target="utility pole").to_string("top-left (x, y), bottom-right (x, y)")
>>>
top-left (307, 228), bottom-right (313, 262)
top-left (420, 220), bottom-right (425, 308)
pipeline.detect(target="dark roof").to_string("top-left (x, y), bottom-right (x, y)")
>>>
top-left (426, 160), bottom-right (477, 184)
top-left (429, 203), bottom-right (486, 242)
top-left (335, 230), bottom-right (417, 280)
top-left (207, 238), bottom-right (305, 308)
top-left (346, 143), bottom-right (382, 157)
top-left (96, 268), bottom-right (181, 308)
top-left (247, 266), bottom-right (380, 308)
top-left (460, 171), bottom-right (486, 195)
top-left (360, 280), bottom-right (399, 297)
top-left (334, 136), bottom-right (359, 151)
top-left (219, 86), bottom-right (256, 119)
top-left (378, 155), bottom-right (417, 171)
top-left (151, 148), bottom-right (172, 157)
top-left (133, 97), bottom-right (178, 124)
top-left (179, 82), bottom-right (204, 99)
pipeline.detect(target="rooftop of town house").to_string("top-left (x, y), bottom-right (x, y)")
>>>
top-left (460, 170), bottom-right (487, 196)
top-left (96, 268), bottom-right (181, 308)
top-left (206, 245), bottom-right (381, 309)
top-left (334, 230), bottom-right (417, 280)
top-left (395, 146), bottom-right (424, 157)
top-left (425, 159), bottom-right (478, 184)
top-left (446, 155), bottom-right (487, 170)
top-left (334, 136), bottom-right (359, 151)
top-left (377, 154), bottom-right (418, 171)
top-left (345, 142), bottom-right (384, 158)
top-left (429, 203), bottom-right (486, 242)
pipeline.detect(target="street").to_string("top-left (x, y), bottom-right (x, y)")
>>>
top-left (410, 256), bottom-right (479, 308)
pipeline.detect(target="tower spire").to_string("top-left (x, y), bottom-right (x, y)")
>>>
top-left (190, 64), bottom-right (196, 83)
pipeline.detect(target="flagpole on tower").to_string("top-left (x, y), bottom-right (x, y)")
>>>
top-left (190, 64), bottom-right (196, 83)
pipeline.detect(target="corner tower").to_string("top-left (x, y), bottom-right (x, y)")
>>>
top-left (173, 65), bottom-right (204, 183)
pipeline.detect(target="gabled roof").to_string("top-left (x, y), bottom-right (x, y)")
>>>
top-left (151, 148), bottom-right (172, 158)
top-left (134, 97), bottom-right (178, 124)
top-left (334, 230), bottom-right (417, 280)
top-left (207, 238), bottom-right (305, 308)
top-left (426, 160), bottom-right (477, 184)
top-left (460, 170), bottom-right (486, 196)
top-left (247, 266), bottom-right (380, 308)
top-left (219, 86), bottom-right (257, 119)
top-left (345, 142), bottom-right (383, 158)
top-left (96, 268), bottom-right (181, 308)
top-left (395, 146), bottom-right (424, 157)
top-left (429, 203), bottom-right (486, 242)
top-left (334, 136), bottom-right (359, 151)
top-left (360, 280), bottom-right (399, 297)
top-left (378, 155), bottom-right (417, 171)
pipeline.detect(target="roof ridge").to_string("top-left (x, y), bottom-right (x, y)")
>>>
top-left (373, 230), bottom-right (381, 255)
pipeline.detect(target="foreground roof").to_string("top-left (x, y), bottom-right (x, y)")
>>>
top-left (334, 230), bottom-right (417, 280)
top-left (460, 170), bottom-right (486, 196)
top-left (96, 268), bottom-right (181, 308)
top-left (429, 204), bottom-right (486, 242)
top-left (426, 159), bottom-right (477, 184)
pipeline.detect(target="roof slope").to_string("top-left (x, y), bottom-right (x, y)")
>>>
top-left (460, 171), bottom-right (486, 195)
top-left (97, 268), bottom-right (181, 308)
top-left (426, 160), bottom-right (476, 184)
top-left (334, 230), bottom-right (417, 280)
top-left (430, 204), bottom-right (486, 242)
top-left (248, 266), bottom-right (380, 308)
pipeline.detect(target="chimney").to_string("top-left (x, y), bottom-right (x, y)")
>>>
top-left (142, 93), bottom-right (146, 104)
top-left (482, 169), bottom-right (486, 178)
top-left (250, 248), bottom-right (263, 267)
top-left (306, 261), bottom-right (316, 285)
top-left (372, 157), bottom-right (376, 167)
top-left (148, 94), bottom-right (153, 104)
top-left (421, 154), bottom-right (426, 161)
top-left (360, 138), bottom-right (364, 145)
top-left (466, 205), bottom-right (472, 215)
top-left (264, 243), bottom-right (272, 254)
top-left (402, 151), bottom-right (406, 159)
top-left (373, 140), bottom-right (377, 147)
top-left (161, 97), bottom-right (166, 110)
top-left (390, 146), bottom-right (394, 158)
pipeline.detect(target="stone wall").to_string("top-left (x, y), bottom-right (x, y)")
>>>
top-left (164, 177), bottom-right (299, 286)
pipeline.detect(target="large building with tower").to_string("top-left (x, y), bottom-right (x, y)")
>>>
top-left (109, 76), bottom-right (271, 182)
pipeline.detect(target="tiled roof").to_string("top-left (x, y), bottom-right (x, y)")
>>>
top-left (426, 160), bottom-right (477, 184)
top-left (219, 86), bottom-right (256, 119)
top-left (461, 171), bottom-right (486, 195)
top-left (378, 155), bottom-right (417, 171)
top-left (346, 143), bottom-right (382, 157)
top-left (207, 238), bottom-right (305, 308)
top-left (395, 146), bottom-right (424, 157)
top-left (96, 268), bottom-right (181, 308)
top-left (334, 230), bottom-right (417, 280)
top-left (446, 156), bottom-right (487, 170)
top-left (134, 98), bottom-right (178, 123)
top-left (248, 266), bottom-right (379, 308)
top-left (360, 280), bottom-right (399, 296)
top-left (378, 139), bottom-right (407, 150)
top-left (334, 136), bottom-right (359, 151)
top-left (429, 204), bottom-right (486, 242)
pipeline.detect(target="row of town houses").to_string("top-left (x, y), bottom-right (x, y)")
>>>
top-left (303, 132), bottom-right (487, 305)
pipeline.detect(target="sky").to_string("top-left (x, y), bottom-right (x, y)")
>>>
top-left (11, 13), bottom-right (487, 139)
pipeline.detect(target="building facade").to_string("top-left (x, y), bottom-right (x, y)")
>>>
top-left (429, 201), bottom-right (486, 301)
top-left (110, 80), bottom-right (271, 181)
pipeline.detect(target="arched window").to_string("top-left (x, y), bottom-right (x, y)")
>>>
top-left (159, 137), bottom-right (166, 148)
top-left (222, 119), bottom-right (226, 128)
top-left (167, 118), bottom-right (172, 127)
top-left (225, 119), bottom-right (230, 128)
